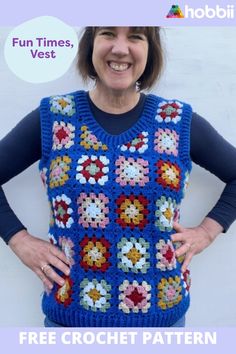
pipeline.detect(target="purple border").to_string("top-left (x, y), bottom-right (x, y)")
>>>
top-left (1, 328), bottom-right (235, 354)
top-left (1, 0), bottom-right (236, 26)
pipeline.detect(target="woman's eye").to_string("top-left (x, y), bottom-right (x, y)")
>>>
top-left (100, 31), bottom-right (114, 37)
top-left (130, 34), bottom-right (145, 40)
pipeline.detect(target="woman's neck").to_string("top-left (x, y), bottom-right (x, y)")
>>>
top-left (89, 86), bottom-right (140, 114)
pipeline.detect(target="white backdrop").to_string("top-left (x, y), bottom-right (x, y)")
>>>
top-left (0, 27), bottom-right (236, 326)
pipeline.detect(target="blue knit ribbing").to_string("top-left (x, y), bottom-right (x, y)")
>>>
top-left (39, 96), bottom-right (52, 168)
top-left (39, 90), bottom-right (192, 327)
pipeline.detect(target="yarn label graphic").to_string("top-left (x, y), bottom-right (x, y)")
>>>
top-left (166, 5), bottom-right (184, 18)
top-left (166, 4), bottom-right (234, 19)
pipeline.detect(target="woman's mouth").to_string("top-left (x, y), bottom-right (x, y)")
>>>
top-left (108, 61), bottom-right (131, 72)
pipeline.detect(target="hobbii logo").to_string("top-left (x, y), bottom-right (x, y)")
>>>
top-left (166, 4), bottom-right (235, 19)
top-left (185, 4), bottom-right (234, 19)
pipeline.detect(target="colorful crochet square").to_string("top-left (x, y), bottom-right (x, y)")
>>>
top-left (156, 160), bottom-right (181, 191)
top-left (76, 155), bottom-right (109, 185)
top-left (59, 236), bottom-right (75, 266)
top-left (155, 101), bottom-right (183, 124)
top-left (154, 128), bottom-right (179, 156)
top-left (80, 236), bottom-right (111, 272)
top-left (155, 196), bottom-right (176, 232)
top-left (80, 125), bottom-right (108, 151)
top-left (80, 278), bottom-right (111, 312)
top-left (52, 194), bottom-right (74, 228)
top-left (77, 192), bottom-right (109, 228)
top-left (52, 121), bottom-right (75, 150)
top-left (50, 95), bottom-right (76, 116)
top-left (119, 280), bottom-right (151, 313)
top-left (182, 269), bottom-right (191, 296)
top-left (157, 276), bottom-right (182, 310)
top-left (115, 156), bottom-right (149, 187)
top-left (49, 156), bottom-right (71, 188)
top-left (119, 132), bottom-right (148, 153)
top-left (156, 239), bottom-right (177, 271)
top-left (116, 194), bottom-right (149, 229)
top-left (55, 276), bottom-right (73, 307)
top-left (117, 237), bottom-right (150, 273)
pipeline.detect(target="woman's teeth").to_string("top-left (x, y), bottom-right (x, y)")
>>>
top-left (109, 62), bottom-right (129, 72)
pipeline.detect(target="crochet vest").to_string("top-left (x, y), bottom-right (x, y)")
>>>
top-left (39, 90), bottom-right (192, 327)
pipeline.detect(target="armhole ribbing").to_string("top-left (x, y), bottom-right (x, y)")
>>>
top-left (179, 102), bottom-right (193, 172)
top-left (39, 97), bottom-right (52, 169)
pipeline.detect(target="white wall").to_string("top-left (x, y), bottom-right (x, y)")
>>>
top-left (0, 27), bottom-right (236, 326)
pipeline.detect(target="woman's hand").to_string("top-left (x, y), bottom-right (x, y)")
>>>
top-left (8, 230), bottom-right (71, 291)
top-left (171, 218), bottom-right (223, 272)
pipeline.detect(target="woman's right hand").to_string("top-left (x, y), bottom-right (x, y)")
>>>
top-left (8, 230), bottom-right (71, 291)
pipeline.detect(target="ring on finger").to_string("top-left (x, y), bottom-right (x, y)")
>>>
top-left (41, 264), bottom-right (51, 273)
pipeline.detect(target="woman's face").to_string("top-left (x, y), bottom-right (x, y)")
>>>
top-left (92, 27), bottom-right (149, 93)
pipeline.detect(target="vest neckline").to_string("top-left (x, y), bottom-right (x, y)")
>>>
top-left (74, 90), bottom-right (159, 148)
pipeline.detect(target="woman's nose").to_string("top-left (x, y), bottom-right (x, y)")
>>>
top-left (111, 36), bottom-right (129, 56)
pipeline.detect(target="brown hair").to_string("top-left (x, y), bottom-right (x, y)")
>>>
top-left (77, 27), bottom-right (164, 91)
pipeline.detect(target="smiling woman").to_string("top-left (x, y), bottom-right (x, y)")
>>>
top-left (0, 26), bottom-right (236, 328)
top-left (78, 27), bottom-right (163, 89)
top-left (91, 27), bottom-right (148, 103)
top-left (78, 27), bottom-right (163, 113)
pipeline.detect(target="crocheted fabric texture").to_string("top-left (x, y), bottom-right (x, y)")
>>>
top-left (39, 90), bottom-right (192, 327)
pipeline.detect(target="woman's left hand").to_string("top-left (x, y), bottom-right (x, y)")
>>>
top-left (171, 221), bottom-right (218, 272)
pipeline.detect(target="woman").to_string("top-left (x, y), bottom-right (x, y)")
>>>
top-left (1, 27), bottom-right (236, 327)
